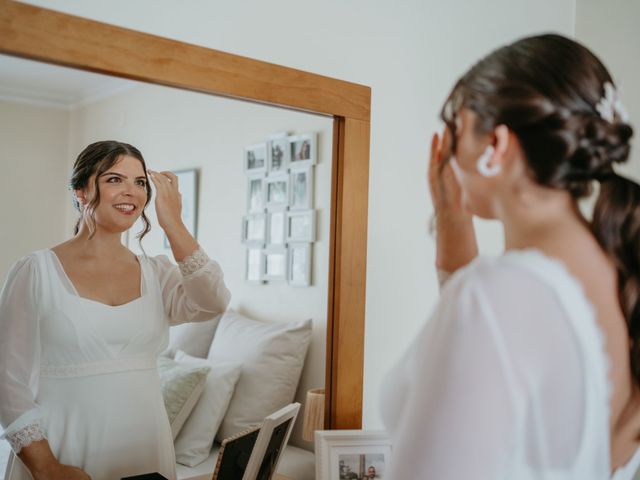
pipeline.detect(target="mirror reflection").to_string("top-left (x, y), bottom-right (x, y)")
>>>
top-left (0, 54), bottom-right (333, 480)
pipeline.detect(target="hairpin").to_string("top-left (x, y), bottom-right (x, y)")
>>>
top-left (595, 82), bottom-right (629, 123)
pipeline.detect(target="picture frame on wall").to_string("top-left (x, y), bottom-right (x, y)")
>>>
top-left (268, 137), bottom-right (290, 174)
top-left (289, 133), bottom-right (317, 168)
top-left (286, 210), bottom-right (316, 242)
top-left (263, 247), bottom-right (288, 281)
top-left (288, 243), bottom-right (312, 287)
top-left (267, 208), bottom-right (287, 247)
top-left (246, 247), bottom-right (265, 284)
top-left (246, 173), bottom-right (265, 213)
top-left (244, 142), bottom-right (267, 173)
top-left (242, 213), bottom-right (267, 245)
top-left (265, 174), bottom-right (289, 209)
top-left (163, 168), bottom-right (198, 249)
top-left (315, 430), bottom-right (392, 480)
top-left (289, 165), bottom-right (314, 210)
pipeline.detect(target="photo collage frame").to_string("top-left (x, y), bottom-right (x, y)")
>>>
top-left (242, 132), bottom-right (317, 286)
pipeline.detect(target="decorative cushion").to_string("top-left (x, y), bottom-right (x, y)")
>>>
top-left (206, 310), bottom-right (312, 441)
top-left (173, 350), bottom-right (242, 467)
top-left (161, 316), bottom-right (222, 359)
top-left (157, 356), bottom-right (210, 439)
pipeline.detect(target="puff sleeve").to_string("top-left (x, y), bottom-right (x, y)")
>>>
top-left (148, 247), bottom-right (231, 325)
top-left (0, 256), bottom-right (46, 453)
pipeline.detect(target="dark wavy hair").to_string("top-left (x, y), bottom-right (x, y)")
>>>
top-left (69, 140), bottom-right (152, 242)
top-left (440, 34), bottom-right (639, 384)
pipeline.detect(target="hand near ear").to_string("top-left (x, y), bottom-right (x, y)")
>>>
top-left (427, 129), bottom-right (478, 274)
top-left (148, 170), bottom-right (183, 232)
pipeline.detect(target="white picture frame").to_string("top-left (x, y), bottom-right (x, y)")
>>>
top-left (246, 173), bottom-right (266, 213)
top-left (263, 247), bottom-right (288, 281)
top-left (288, 242), bottom-right (312, 287)
top-left (286, 210), bottom-right (316, 242)
top-left (288, 132), bottom-right (317, 167)
top-left (242, 213), bottom-right (266, 246)
top-left (265, 174), bottom-right (289, 209)
top-left (289, 165), bottom-right (314, 210)
top-left (244, 142), bottom-right (267, 173)
top-left (267, 208), bottom-right (287, 247)
top-left (242, 403), bottom-right (301, 480)
top-left (245, 247), bottom-right (265, 284)
top-left (268, 137), bottom-right (290, 174)
top-left (315, 430), bottom-right (392, 480)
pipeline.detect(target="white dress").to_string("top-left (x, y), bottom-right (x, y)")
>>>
top-left (380, 250), bottom-right (640, 480)
top-left (0, 248), bottom-right (230, 480)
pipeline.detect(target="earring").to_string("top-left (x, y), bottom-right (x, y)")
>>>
top-left (476, 146), bottom-right (500, 177)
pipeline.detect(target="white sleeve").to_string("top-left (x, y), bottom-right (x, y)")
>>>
top-left (0, 256), bottom-right (47, 453)
top-left (149, 247), bottom-right (231, 325)
top-left (387, 280), bottom-right (520, 479)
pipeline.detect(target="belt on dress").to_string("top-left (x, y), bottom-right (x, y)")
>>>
top-left (40, 357), bottom-right (157, 378)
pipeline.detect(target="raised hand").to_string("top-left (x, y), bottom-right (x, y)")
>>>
top-left (148, 170), bottom-right (183, 232)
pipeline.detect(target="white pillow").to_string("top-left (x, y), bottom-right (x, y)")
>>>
top-left (173, 351), bottom-right (242, 467)
top-left (161, 316), bottom-right (222, 359)
top-left (207, 310), bottom-right (312, 441)
top-left (157, 356), bottom-right (210, 439)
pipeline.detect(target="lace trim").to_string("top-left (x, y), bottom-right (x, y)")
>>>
top-left (178, 247), bottom-right (210, 276)
top-left (6, 423), bottom-right (46, 453)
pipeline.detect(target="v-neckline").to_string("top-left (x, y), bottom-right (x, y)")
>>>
top-left (48, 249), bottom-right (145, 308)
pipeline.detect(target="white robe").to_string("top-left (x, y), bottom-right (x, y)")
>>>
top-left (381, 249), bottom-right (640, 480)
top-left (0, 249), bottom-right (230, 480)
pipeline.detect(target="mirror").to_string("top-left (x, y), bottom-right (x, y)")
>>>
top-left (0, 52), bottom-right (335, 455)
top-left (0, 4), bottom-right (370, 478)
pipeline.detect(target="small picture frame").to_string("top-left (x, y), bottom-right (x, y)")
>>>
top-left (288, 243), bottom-right (312, 287)
top-left (244, 143), bottom-right (267, 173)
top-left (315, 430), bottom-right (392, 480)
top-left (289, 165), bottom-right (314, 210)
top-left (246, 174), bottom-right (265, 213)
top-left (246, 248), bottom-right (265, 284)
top-left (267, 208), bottom-right (287, 246)
top-left (265, 174), bottom-right (289, 209)
top-left (242, 213), bottom-right (266, 245)
top-left (263, 247), bottom-right (288, 281)
top-left (286, 210), bottom-right (316, 242)
top-left (289, 133), bottom-right (316, 167)
top-left (268, 137), bottom-right (290, 174)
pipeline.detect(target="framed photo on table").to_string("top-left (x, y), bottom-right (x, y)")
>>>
top-left (315, 430), bottom-right (392, 480)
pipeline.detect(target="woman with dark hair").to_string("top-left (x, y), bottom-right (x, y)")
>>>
top-left (381, 34), bottom-right (638, 479)
top-left (0, 141), bottom-right (231, 480)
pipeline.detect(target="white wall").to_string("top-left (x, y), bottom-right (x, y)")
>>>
top-left (0, 100), bottom-right (69, 279)
top-left (575, 0), bottom-right (640, 180)
top-left (21, 0), bottom-right (577, 430)
top-left (67, 84), bottom-right (333, 449)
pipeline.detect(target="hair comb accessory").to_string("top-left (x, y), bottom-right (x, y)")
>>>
top-left (596, 82), bottom-right (629, 123)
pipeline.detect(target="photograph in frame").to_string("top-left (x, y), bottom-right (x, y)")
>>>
top-left (289, 133), bottom-right (317, 167)
top-left (247, 174), bottom-right (265, 213)
top-left (265, 175), bottom-right (289, 208)
top-left (289, 165), bottom-right (314, 210)
top-left (268, 137), bottom-right (290, 174)
top-left (286, 210), bottom-right (316, 242)
top-left (246, 248), bottom-right (265, 284)
top-left (315, 430), bottom-right (392, 480)
top-left (263, 247), bottom-right (288, 281)
top-left (288, 243), bottom-right (311, 287)
top-left (245, 143), bottom-right (268, 173)
top-left (267, 209), bottom-right (287, 247)
top-left (242, 213), bottom-right (266, 245)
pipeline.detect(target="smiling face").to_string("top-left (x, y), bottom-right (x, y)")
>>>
top-left (76, 155), bottom-right (149, 234)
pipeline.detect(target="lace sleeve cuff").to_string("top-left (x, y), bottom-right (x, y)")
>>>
top-left (6, 422), bottom-right (46, 453)
top-left (178, 247), bottom-right (210, 276)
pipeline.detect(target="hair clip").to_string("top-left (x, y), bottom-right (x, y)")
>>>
top-left (595, 82), bottom-right (629, 123)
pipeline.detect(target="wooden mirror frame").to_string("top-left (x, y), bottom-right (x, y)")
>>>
top-left (0, 0), bottom-right (370, 429)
